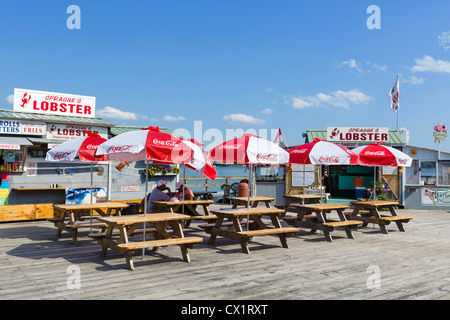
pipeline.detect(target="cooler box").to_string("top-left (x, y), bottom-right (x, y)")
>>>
top-left (355, 187), bottom-right (366, 199)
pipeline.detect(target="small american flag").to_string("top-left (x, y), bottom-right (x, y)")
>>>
top-left (389, 76), bottom-right (400, 112)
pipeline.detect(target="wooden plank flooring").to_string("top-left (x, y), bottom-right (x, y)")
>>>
top-left (1, 205), bottom-right (450, 300)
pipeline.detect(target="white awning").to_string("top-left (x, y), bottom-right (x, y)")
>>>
top-left (0, 137), bottom-right (33, 149)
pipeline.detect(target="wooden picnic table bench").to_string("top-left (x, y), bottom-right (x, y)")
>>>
top-left (207, 207), bottom-right (299, 254)
top-left (283, 194), bottom-right (324, 206)
top-left (229, 196), bottom-right (275, 209)
top-left (92, 213), bottom-right (202, 270)
top-left (49, 202), bottom-right (129, 245)
top-left (288, 203), bottom-right (363, 242)
top-left (349, 200), bottom-right (413, 234)
top-left (152, 199), bottom-right (215, 226)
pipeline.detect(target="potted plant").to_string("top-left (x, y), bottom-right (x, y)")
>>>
top-left (142, 164), bottom-right (181, 177)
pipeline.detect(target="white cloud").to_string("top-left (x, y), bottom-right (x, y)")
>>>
top-left (261, 108), bottom-right (273, 115)
top-left (338, 59), bottom-right (388, 74)
top-left (402, 75), bottom-right (425, 85)
top-left (288, 89), bottom-right (371, 110)
top-left (265, 88), bottom-right (273, 93)
top-left (338, 59), bottom-right (365, 74)
top-left (223, 113), bottom-right (266, 125)
top-left (438, 31), bottom-right (450, 51)
top-left (163, 115), bottom-right (186, 122)
top-left (4, 94), bottom-right (14, 104)
top-left (371, 63), bottom-right (388, 73)
top-left (411, 55), bottom-right (450, 73)
top-left (97, 106), bottom-right (138, 120)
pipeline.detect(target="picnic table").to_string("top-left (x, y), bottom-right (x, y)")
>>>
top-left (204, 207), bottom-right (299, 254)
top-left (91, 213), bottom-right (203, 271)
top-left (151, 199), bottom-right (216, 226)
top-left (349, 200), bottom-right (413, 234)
top-left (229, 196), bottom-right (275, 209)
top-left (49, 202), bottom-right (129, 245)
top-left (283, 194), bottom-right (324, 206)
top-left (284, 203), bottom-right (362, 242)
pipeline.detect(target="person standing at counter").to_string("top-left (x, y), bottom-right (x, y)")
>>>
top-left (147, 180), bottom-right (173, 213)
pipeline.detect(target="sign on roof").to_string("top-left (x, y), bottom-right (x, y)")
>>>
top-left (0, 119), bottom-right (46, 136)
top-left (13, 88), bottom-right (95, 118)
top-left (46, 123), bottom-right (108, 140)
top-left (327, 127), bottom-right (389, 143)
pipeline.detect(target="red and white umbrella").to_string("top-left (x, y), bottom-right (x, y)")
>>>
top-left (96, 126), bottom-right (194, 258)
top-left (46, 131), bottom-right (108, 162)
top-left (288, 138), bottom-right (358, 165)
top-left (352, 142), bottom-right (412, 201)
top-left (96, 126), bottom-right (194, 212)
top-left (96, 126), bottom-right (192, 163)
top-left (208, 134), bottom-right (289, 208)
top-left (352, 142), bottom-right (412, 167)
top-left (288, 138), bottom-right (358, 198)
top-left (46, 131), bottom-right (108, 231)
top-left (208, 133), bottom-right (290, 165)
top-left (182, 139), bottom-right (217, 181)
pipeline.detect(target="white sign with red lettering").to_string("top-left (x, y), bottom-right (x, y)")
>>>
top-left (0, 144), bottom-right (20, 150)
top-left (46, 123), bottom-right (108, 141)
top-left (13, 88), bottom-right (95, 118)
top-left (121, 186), bottom-right (140, 192)
top-left (327, 127), bottom-right (389, 143)
top-left (0, 119), bottom-right (46, 135)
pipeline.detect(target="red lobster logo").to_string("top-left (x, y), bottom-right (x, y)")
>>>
top-left (329, 128), bottom-right (340, 140)
top-left (20, 93), bottom-right (32, 108)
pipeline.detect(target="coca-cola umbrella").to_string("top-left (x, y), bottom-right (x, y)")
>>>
top-left (351, 142), bottom-right (412, 201)
top-left (208, 133), bottom-right (290, 209)
top-left (154, 138), bottom-right (217, 212)
top-left (287, 138), bottom-right (359, 200)
top-left (46, 131), bottom-right (108, 231)
top-left (96, 126), bottom-right (193, 214)
top-left (96, 126), bottom-right (194, 258)
top-left (181, 139), bottom-right (217, 181)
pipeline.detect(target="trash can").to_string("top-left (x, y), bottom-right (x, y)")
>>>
top-left (125, 203), bottom-right (140, 215)
top-left (355, 187), bottom-right (366, 199)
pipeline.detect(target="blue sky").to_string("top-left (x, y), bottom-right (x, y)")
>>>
top-left (1, 1), bottom-right (450, 151)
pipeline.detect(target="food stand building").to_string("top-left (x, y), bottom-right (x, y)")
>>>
top-left (0, 89), bottom-right (178, 221)
top-left (286, 127), bottom-right (450, 210)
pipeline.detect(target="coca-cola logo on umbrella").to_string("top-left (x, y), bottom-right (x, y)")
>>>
top-left (219, 144), bottom-right (242, 150)
top-left (364, 151), bottom-right (386, 156)
top-left (256, 153), bottom-right (278, 162)
top-left (152, 139), bottom-right (179, 147)
top-left (318, 156), bottom-right (340, 163)
top-left (54, 152), bottom-right (71, 160)
top-left (290, 148), bottom-right (308, 154)
top-left (107, 145), bottom-right (132, 153)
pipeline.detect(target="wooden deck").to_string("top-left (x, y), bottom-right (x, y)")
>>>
top-left (1, 204), bottom-right (450, 300)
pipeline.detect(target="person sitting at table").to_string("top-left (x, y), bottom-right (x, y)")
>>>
top-left (174, 182), bottom-right (195, 201)
top-left (147, 180), bottom-right (173, 213)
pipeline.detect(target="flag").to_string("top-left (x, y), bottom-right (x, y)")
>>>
top-left (273, 128), bottom-right (288, 149)
top-left (389, 76), bottom-right (399, 112)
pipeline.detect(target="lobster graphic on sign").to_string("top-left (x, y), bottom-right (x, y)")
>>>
top-left (20, 93), bottom-right (32, 108)
top-left (329, 128), bottom-right (340, 140)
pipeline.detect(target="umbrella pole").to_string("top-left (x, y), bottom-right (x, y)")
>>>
top-left (90, 162), bottom-right (93, 234)
top-left (143, 158), bottom-right (149, 259)
top-left (247, 165), bottom-right (251, 209)
top-left (373, 167), bottom-right (377, 202)
top-left (182, 165), bottom-right (185, 214)
top-left (247, 164), bottom-right (252, 231)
